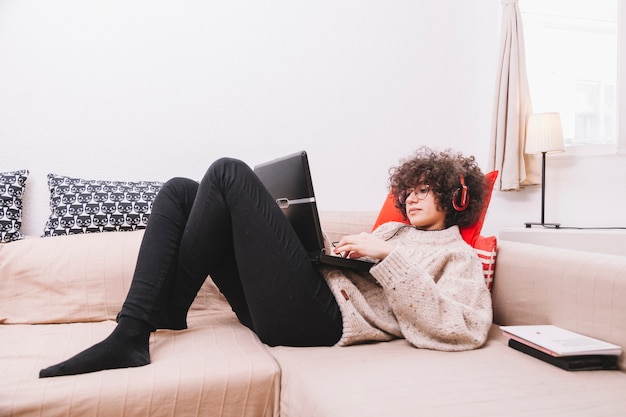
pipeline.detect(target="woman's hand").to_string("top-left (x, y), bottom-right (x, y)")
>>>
top-left (333, 232), bottom-right (396, 261)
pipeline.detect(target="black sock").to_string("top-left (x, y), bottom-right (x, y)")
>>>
top-left (39, 317), bottom-right (151, 378)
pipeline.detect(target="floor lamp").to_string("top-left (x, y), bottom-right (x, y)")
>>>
top-left (524, 112), bottom-right (565, 228)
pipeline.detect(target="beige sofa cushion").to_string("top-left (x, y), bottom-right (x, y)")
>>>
top-left (271, 325), bottom-right (626, 417)
top-left (1, 313), bottom-right (279, 417)
top-left (0, 231), bottom-right (228, 324)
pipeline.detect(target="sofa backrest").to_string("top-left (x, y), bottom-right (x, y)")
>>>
top-left (0, 230), bottom-right (228, 324)
top-left (492, 240), bottom-right (626, 370)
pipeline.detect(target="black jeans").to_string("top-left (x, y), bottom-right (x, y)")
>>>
top-left (119, 157), bottom-right (342, 347)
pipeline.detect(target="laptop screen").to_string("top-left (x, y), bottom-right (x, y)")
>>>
top-left (253, 151), bottom-right (326, 257)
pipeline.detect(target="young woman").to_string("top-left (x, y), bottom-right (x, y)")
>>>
top-left (39, 147), bottom-right (493, 378)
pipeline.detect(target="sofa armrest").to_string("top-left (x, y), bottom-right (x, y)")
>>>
top-left (492, 240), bottom-right (626, 369)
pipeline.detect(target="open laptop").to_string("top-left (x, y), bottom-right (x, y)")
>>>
top-left (254, 151), bottom-right (376, 272)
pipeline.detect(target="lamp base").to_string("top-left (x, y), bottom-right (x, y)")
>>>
top-left (524, 222), bottom-right (561, 229)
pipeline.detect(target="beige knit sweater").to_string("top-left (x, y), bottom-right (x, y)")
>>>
top-left (320, 222), bottom-right (493, 351)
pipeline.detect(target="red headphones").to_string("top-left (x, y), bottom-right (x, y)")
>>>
top-left (452, 174), bottom-right (470, 212)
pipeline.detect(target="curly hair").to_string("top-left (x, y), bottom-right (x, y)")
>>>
top-left (388, 147), bottom-right (487, 229)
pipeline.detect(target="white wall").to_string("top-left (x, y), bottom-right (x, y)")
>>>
top-left (2, 1), bottom-right (623, 239)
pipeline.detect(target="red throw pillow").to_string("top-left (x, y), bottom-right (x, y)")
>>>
top-left (372, 170), bottom-right (498, 247)
top-left (473, 235), bottom-right (497, 290)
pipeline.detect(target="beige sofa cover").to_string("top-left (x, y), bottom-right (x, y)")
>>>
top-left (1, 211), bottom-right (625, 417)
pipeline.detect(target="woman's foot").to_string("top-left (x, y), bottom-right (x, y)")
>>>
top-left (39, 317), bottom-right (151, 378)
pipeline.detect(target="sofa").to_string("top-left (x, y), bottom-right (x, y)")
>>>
top-left (1, 210), bottom-right (626, 417)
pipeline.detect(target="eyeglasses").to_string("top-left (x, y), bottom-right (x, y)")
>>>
top-left (398, 186), bottom-right (429, 204)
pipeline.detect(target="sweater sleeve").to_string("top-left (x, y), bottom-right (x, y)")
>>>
top-left (369, 244), bottom-right (492, 351)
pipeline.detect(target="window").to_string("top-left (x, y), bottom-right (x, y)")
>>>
top-left (520, 0), bottom-right (618, 149)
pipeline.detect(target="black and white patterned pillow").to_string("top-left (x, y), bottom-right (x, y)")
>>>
top-left (1, 169), bottom-right (29, 243)
top-left (43, 174), bottom-right (163, 237)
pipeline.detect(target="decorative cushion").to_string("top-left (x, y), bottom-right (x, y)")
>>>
top-left (43, 173), bottom-right (163, 237)
top-left (473, 235), bottom-right (497, 290)
top-left (0, 169), bottom-right (29, 243)
top-left (371, 170), bottom-right (498, 247)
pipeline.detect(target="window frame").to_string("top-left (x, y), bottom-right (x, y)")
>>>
top-left (520, 0), bottom-right (624, 156)
top-left (617, 1), bottom-right (626, 154)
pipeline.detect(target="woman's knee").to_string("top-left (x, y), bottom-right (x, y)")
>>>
top-left (203, 157), bottom-right (253, 186)
top-left (161, 177), bottom-right (198, 195)
top-left (207, 157), bottom-right (248, 175)
top-left (155, 177), bottom-right (198, 207)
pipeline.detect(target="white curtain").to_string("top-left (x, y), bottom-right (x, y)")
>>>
top-left (488, 0), bottom-right (540, 191)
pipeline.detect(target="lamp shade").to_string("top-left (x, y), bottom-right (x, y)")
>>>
top-left (525, 112), bottom-right (565, 154)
